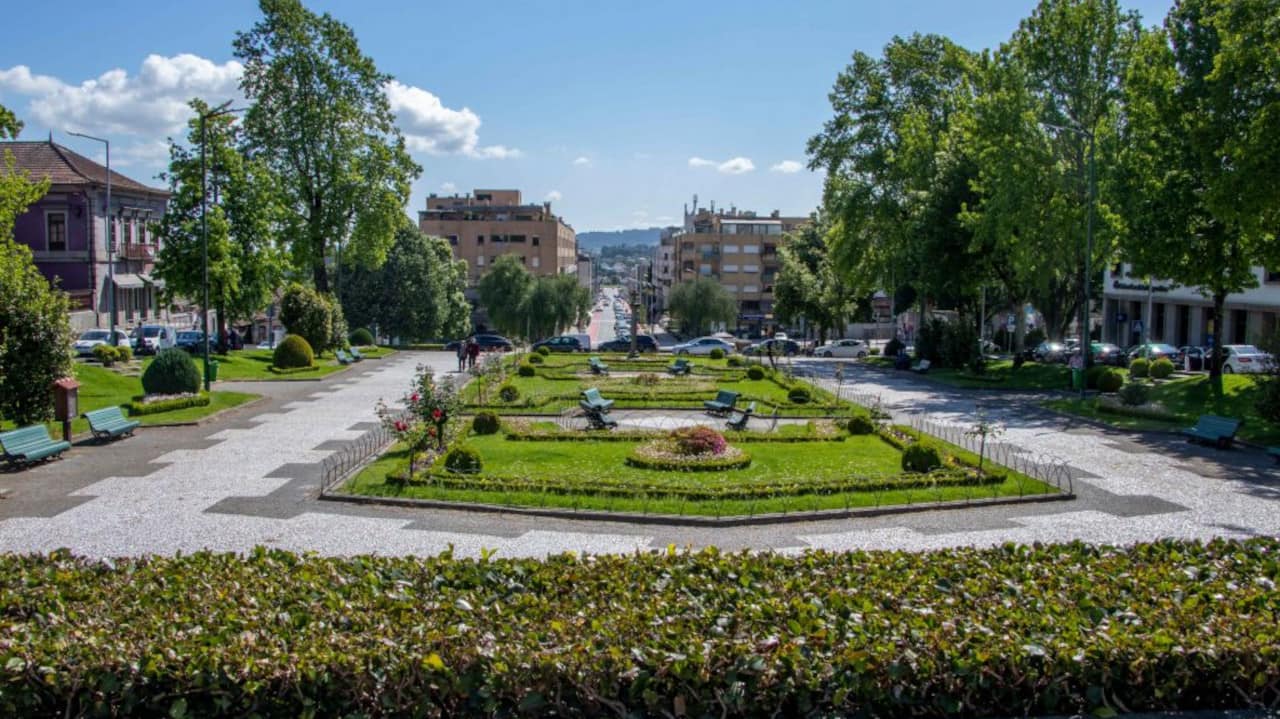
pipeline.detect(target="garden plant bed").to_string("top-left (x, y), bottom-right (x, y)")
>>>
top-left (2, 539), bottom-right (1276, 717)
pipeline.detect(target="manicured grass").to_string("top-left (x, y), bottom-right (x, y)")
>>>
top-left (1044, 374), bottom-right (1280, 444)
top-left (923, 360), bottom-right (1072, 390)
top-left (205, 348), bottom-right (350, 381)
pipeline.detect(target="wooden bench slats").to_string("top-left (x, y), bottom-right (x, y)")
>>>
top-left (1182, 414), bottom-right (1242, 449)
top-left (0, 425), bottom-right (71, 465)
top-left (83, 406), bottom-right (140, 441)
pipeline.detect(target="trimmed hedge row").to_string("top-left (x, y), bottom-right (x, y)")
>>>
top-left (126, 393), bottom-right (210, 416)
top-left (2, 540), bottom-right (1277, 717)
top-left (501, 425), bottom-right (845, 443)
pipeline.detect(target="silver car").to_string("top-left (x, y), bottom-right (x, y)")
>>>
top-left (1221, 344), bottom-right (1274, 374)
top-left (671, 337), bottom-right (736, 356)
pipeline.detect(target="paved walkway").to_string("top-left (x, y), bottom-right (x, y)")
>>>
top-left (1, 353), bottom-right (1276, 558)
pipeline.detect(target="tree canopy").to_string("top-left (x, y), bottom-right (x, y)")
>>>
top-left (668, 277), bottom-right (737, 337)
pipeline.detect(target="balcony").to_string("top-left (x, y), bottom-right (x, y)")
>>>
top-left (120, 244), bottom-right (156, 261)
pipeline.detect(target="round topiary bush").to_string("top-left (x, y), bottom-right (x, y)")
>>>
top-left (535, 346), bottom-right (551, 356)
top-left (709, 348), bottom-right (726, 360)
top-left (1150, 358), bottom-right (1174, 379)
top-left (273, 334), bottom-right (314, 369)
top-left (746, 365), bottom-right (765, 380)
top-left (141, 348), bottom-right (201, 396)
top-left (901, 442), bottom-right (943, 473)
top-left (527, 353), bottom-right (544, 364)
top-left (670, 426), bottom-right (728, 456)
top-left (348, 327), bottom-right (374, 346)
top-left (1085, 364), bottom-right (1108, 390)
top-left (1097, 369), bottom-right (1124, 393)
top-left (847, 415), bottom-right (876, 435)
top-left (1118, 382), bottom-right (1151, 407)
top-left (1129, 358), bottom-right (1150, 379)
top-left (443, 444), bottom-right (482, 474)
top-left (787, 386), bottom-right (812, 404)
top-left (517, 362), bottom-right (536, 377)
top-left (471, 411), bottom-right (501, 435)
top-left (498, 384), bottom-right (520, 403)
top-left (726, 354), bottom-right (745, 367)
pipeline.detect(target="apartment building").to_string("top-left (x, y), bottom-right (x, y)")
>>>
top-left (1103, 263), bottom-right (1280, 348)
top-left (651, 227), bottom-right (677, 317)
top-left (671, 197), bottom-right (808, 337)
top-left (418, 189), bottom-right (577, 284)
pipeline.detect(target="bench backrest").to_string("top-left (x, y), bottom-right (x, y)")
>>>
top-left (582, 388), bottom-right (604, 404)
top-left (673, 358), bottom-right (688, 367)
top-left (743, 401), bottom-right (757, 415)
top-left (714, 390), bottom-right (739, 405)
top-left (0, 425), bottom-right (54, 452)
top-left (84, 406), bottom-right (127, 426)
top-left (1195, 414), bottom-right (1241, 436)
top-left (589, 356), bottom-right (603, 365)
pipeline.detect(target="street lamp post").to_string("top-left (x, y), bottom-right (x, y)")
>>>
top-left (199, 101), bottom-right (244, 392)
top-left (1043, 121), bottom-right (1096, 400)
top-left (67, 131), bottom-right (112, 338)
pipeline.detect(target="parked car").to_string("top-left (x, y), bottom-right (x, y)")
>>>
top-left (1221, 344), bottom-right (1274, 374)
top-left (745, 338), bottom-right (801, 357)
top-left (597, 334), bottom-right (659, 353)
top-left (175, 330), bottom-right (206, 353)
top-left (73, 328), bottom-right (131, 357)
top-left (1178, 345), bottom-right (1209, 371)
top-left (531, 335), bottom-right (588, 353)
top-left (1126, 343), bottom-right (1181, 365)
top-left (444, 334), bottom-right (514, 352)
top-left (1031, 341), bottom-right (1069, 364)
top-left (132, 325), bottom-right (178, 355)
top-left (671, 336), bottom-right (735, 356)
top-left (814, 339), bottom-right (870, 358)
top-left (1089, 342), bottom-right (1127, 367)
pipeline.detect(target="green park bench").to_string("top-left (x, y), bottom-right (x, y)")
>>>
top-left (1182, 414), bottom-right (1242, 449)
top-left (349, 347), bottom-right (365, 361)
top-left (83, 406), bottom-right (141, 442)
top-left (336, 349), bottom-right (354, 365)
top-left (726, 401), bottom-right (757, 431)
top-left (580, 388), bottom-right (614, 411)
top-left (0, 424), bottom-right (71, 467)
top-left (580, 403), bottom-right (618, 430)
top-left (666, 358), bottom-right (692, 376)
top-left (588, 356), bottom-right (609, 375)
top-left (703, 389), bottom-right (740, 417)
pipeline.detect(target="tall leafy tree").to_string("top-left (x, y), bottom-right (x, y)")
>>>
top-left (234, 0), bottom-right (419, 292)
top-left (1115, 0), bottom-right (1280, 385)
top-left (772, 219), bottom-right (854, 343)
top-left (477, 255), bottom-right (534, 338)
top-left (668, 277), bottom-right (737, 337)
top-left (155, 99), bottom-right (284, 348)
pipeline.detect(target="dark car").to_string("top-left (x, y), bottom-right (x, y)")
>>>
top-left (1179, 345), bottom-right (1208, 371)
top-left (1031, 341), bottom-right (1068, 364)
top-left (445, 334), bottom-right (514, 352)
top-left (1126, 342), bottom-right (1181, 365)
top-left (175, 330), bottom-right (206, 353)
top-left (1089, 342), bottom-right (1127, 367)
top-left (744, 338), bottom-right (801, 357)
top-left (531, 335), bottom-right (587, 353)
top-left (597, 334), bottom-right (659, 353)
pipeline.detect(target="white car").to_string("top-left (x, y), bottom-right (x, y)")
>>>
top-left (815, 339), bottom-right (870, 358)
top-left (132, 324), bottom-right (178, 355)
top-left (1221, 344), bottom-right (1274, 374)
top-left (73, 328), bottom-right (131, 357)
top-left (671, 337), bottom-right (736, 356)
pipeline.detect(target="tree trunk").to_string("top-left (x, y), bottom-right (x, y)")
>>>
top-left (311, 195), bottom-right (328, 293)
top-left (1015, 305), bottom-right (1027, 353)
top-left (1209, 291), bottom-right (1226, 395)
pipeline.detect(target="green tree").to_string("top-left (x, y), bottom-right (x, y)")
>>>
top-left (477, 255), bottom-right (534, 338)
top-left (279, 283), bottom-right (333, 354)
top-left (234, 0), bottom-right (419, 292)
top-left (0, 239), bottom-right (74, 425)
top-left (340, 224), bottom-right (471, 342)
top-left (668, 277), bottom-right (737, 337)
top-left (772, 219), bottom-right (854, 344)
top-left (154, 99), bottom-right (285, 350)
top-left (1115, 0), bottom-right (1280, 386)
top-left (1, 104), bottom-right (50, 241)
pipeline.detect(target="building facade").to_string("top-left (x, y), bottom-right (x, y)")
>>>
top-left (3, 140), bottom-right (170, 332)
top-left (418, 189), bottom-right (577, 284)
top-left (651, 227), bottom-right (676, 318)
top-left (1102, 263), bottom-right (1280, 348)
top-left (671, 198), bottom-right (808, 337)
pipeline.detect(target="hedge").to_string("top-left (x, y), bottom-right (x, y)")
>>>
top-left (126, 393), bottom-right (210, 416)
top-left (1, 540), bottom-right (1277, 717)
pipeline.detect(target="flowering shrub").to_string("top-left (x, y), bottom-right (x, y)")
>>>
top-left (670, 426), bottom-right (727, 456)
top-left (375, 363), bottom-right (462, 477)
top-left (634, 372), bottom-right (660, 386)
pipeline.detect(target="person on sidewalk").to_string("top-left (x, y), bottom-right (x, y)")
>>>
top-left (456, 339), bottom-right (467, 372)
top-left (466, 339), bottom-right (480, 369)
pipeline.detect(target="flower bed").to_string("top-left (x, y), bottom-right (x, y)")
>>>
top-left (126, 392), bottom-right (210, 416)
top-left (625, 440), bottom-right (752, 472)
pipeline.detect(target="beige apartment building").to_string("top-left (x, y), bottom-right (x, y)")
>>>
top-left (418, 189), bottom-right (577, 284)
top-left (672, 197), bottom-right (808, 337)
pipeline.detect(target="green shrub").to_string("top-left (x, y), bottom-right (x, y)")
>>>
top-left (471, 411), bottom-right (501, 435)
top-left (92, 344), bottom-right (120, 366)
top-left (1085, 364), bottom-right (1108, 390)
top-left (1257, 375), bottom-right (1280, 424)
top-left (869, 347), bottom-right (881, 356)
top-left (349, 327), bottom-right (374, 346)
top-left (535, 346), bottom-right (551, 356)
top-left (517, 363), bottom-right (536, 377)
top-left (498, 384), bottom-right (520, 403)
top-left (527, 353), bottom-right (544, 365)
top-left (0, 240), bottom-right (75, 425)
top-left (272, 335), bottom-right (314, 369)
top-left (1118, 382), bottom-right (1152, 407)
top-left (726, 354), bottom-right (745, 367)
top-left (116, 345), bottom-right (133, 363)
top-left (901, 442), bottom-right (943, 473)
top-left (328, 299), bottom-right (349, 353)
top-left (1097, 369), bottom-right (1124, 393)
top-left (787, 386), bottom-right (812, 404)
top-left (279, 283), bottom-right (332, 354)
top-left (127, 393), bottom-right (210, 416)
top-left (1129, 357), bottom-right (1150, 379)
top-left (709, 348), bottom-right (726, 360)
top-left (634, 372), bottom-right (660, 386)
top-left (847, 415), bottom-right (876, 435)
top-left (443, 444), bottom-right (482, 473)
top-left (746, 365), bottom-right (765, 380)
top-left (141, 348), bottom-right (201, 396)
top-left (1150, 358), bottom-right (1174, 379)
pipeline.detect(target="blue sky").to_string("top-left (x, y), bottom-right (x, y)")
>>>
top-left (1, 0), bottom-right (1174, 232)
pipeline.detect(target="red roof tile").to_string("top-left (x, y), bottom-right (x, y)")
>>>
top-left (0, 140), bottom-right (168, 196)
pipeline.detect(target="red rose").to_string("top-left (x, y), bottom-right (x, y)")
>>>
top-left (432, 408), bottom-right (443, 421)
top-left (410, 393), bottom-right (420, 403)
top-left (394, 420), bottom-right (407, 432)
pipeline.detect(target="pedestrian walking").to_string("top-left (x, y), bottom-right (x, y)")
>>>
top-left (466, 339), bottom-right (480, 369)
top-left (456, 338), bottom-right (467, 372)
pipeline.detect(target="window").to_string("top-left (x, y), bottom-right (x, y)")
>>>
top-left (123, 220), bottom-right (133, 245)
top-left (518, 256), bottom-right (525, 264)
top-left (741, 244), bottom-right (760, 254)
top-left (532, 236), bottom-right (540, 246)
top-left (448, 235), bottom-right (458, 246)
top-left (477, 255), bottom-right (486, 266)
top-left (46, 212), bottom-right (67, 252)
top-left (742, 285), bottom-right (759, 293)
top-left (726, 285), bottom-right (739, 293)
top-left (743, 264), bottom-right (759, 273)
top-left (510, 235), bottom-right (526, 243)
top-left (722, 264), bottom-right (739, 273)
top-left (1267, 269), bottom-right (1280, 283)
top-left (723, 244), bottom-right (740, 254)
top-left (531, 256), bottom-right (541, 268)
top-left (721, 224), bottom-right (737, 235)
top-left (477, 235), bottom-right (485, 244)
top-left (138, 222), bottom-right (147, 244)
top-left (699, 264), bottom-right (712, 276)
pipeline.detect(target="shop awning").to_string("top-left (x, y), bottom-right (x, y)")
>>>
top-left (112, 273), bottom-right (146, 289)
top-left (139, 273), bottom-right (164, 288)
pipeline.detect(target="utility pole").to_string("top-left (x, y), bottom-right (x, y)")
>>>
top-left (67, 132), bottom-right (112, 337)
top-left (199, 101), bottom-right (245, 392)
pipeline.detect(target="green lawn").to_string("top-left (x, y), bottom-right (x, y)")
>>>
top-left (1043, 374), bottom-right (1280, 445)
top-left (343, 432), bottom-right (1058, 516)
top-left (924, 360), bottom-right (1072, 391)
top-left (1, 363), bottom-right (259, 437)
top-left (205, 348), bottom-right (350, 381)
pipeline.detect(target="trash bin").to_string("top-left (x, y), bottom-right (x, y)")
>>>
top-left (208, 359), bottom-right (219, 382)
top-left (1071, 367), bottom-right (1083, 390)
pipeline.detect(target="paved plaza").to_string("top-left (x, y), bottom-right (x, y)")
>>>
top-left (1, 351), bottom-right (1277, 558)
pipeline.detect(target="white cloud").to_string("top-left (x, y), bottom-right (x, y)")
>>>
top-left (113, 139), bottom-right (171, 169)
top-left (385, 80), bottom-right (521, 159)
top-left (572, 156), bottom-right (591, 167)
top-left (440, 181), bottom-right (457, 193)
top-left (545, 190), bottom-right (562, 202)
top-left (770, 160), bottom-right (804, 174)
top-left (688, 155), bottom-right (755, 174)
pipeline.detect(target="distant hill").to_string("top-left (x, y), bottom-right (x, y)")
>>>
top-left (576, 227), bottom-right (662, 252)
